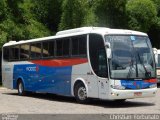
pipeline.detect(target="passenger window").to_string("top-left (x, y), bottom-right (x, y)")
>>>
top-left (30, 43), bottom-right (42, 59)
top-left (56, 38), bottom-right (70, 57)
top-left (56, 40), bottom-right (63, 56)
top-left (71, 35), bottom-right (87, 56)
top-left (3, 47), bottom-right (9, 61)
top-left (10, 45), bottom-right (19, 60)
top-left (20, 44), bottom-right (30, 60)
top-left (72, 37), bottom-right (79, 55)
top-left (42, 41), bottom-right (54, 58)
top-left (63, 39), bottom-right (70, 56)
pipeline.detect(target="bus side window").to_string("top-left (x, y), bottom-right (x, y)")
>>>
top-left (30, 43), bottom-right (42, 59)
top-left (63, 39), bottom-right (70, 56)
top-left (42, 41), bottom-right (54, 58)
top-left (20, 44), bottom-right (30, 60)
top-left (71, 35), bottom-right (87, 56)
top-left (56, 40), bottom-right (63, 56)
top-left (10, 45), bottom-right (20, 61)
top-left (3, 47), bottom-right (9, 61)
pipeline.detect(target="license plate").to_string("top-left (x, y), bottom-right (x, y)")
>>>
top-left (134, 92), bottom-right (142, 97)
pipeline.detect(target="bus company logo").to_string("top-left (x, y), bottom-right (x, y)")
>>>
top-left (36, 66), bottom-right (39, 71)
top-left (26, 66), bottom-right (39, 72)
top-left (133, 81), bottom-right (136, 86)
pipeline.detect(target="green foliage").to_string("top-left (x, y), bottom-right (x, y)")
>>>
top-left (152, 0), bottom-right (160, 16)
top-left (0, 0), bottom-right (51, 48)
top-left (0, 0), bottom-right (160, 49)
top-left (33, 0), bottom-right (62, 32)
top-left (94, 0), bottom-right (127, 28)
top-left (0, 0), bottom-right (8, 21)
top-left (24, 19), bottom-right (51, 39)
top-left (59, 0), bottom-right (93, 30)
top-left (126, 0), bottom-right (157, 32)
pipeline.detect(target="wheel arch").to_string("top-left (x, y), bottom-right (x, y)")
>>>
top-left (72, 78), bottom-right (88, 97)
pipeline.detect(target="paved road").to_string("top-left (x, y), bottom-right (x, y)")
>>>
top-left (0, 87), bottom-right (160, 114)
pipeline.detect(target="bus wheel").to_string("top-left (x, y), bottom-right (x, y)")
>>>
top-left (18, 80), bottom-right (25, 96)
top-left (74, 83), bottom-right (89, 104)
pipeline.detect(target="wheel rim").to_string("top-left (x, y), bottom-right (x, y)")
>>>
top-left (19, 82), bottom-right (23, 94)
top-left (78, 87), bottom-right (87, 100)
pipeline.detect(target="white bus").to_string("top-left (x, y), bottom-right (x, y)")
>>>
top-left (153, 48), bottom-right (160, 83)
top-left (2, 27), bottom-right (157, 103)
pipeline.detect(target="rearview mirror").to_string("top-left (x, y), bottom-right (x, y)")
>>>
top-left (105, 42), bottom-right (112, 59)
top-left (105, 42), bottom-right (111, 48)
top-left (107, 48), bottom-right (112, 59)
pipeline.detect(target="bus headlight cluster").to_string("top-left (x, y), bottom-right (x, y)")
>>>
top-left (149, 84), bottom-right (157, 88)
top-left (112, 85), bottom-right (126, 90)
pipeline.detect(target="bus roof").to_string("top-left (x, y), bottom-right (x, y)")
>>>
top-left (3, 27), bottom-right (147, 47)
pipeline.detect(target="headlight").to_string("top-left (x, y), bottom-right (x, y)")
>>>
top-left (149, 84), bottom-right (157, 88)
top-left (112, 85), bottom-right (125, 90)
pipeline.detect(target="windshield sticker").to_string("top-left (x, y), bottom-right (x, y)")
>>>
top-left (130, 36), bottom-right (135, 41)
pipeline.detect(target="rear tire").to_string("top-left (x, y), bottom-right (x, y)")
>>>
top-left (17, 80), bottom-right (26, 96)
top-left (74, 83), bottom-right (89, 104)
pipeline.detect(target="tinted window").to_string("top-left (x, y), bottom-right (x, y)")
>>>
top-left (63, 39), bottom-right (70, 56)
top-left (20, 44), bottom-right (30, 60)
top-left (56, 38), bottom-right (70, 57)
top-left (3, 47), bottom-right (9, 61)
top-left (79, 37), bottom-right (86, 55)
top-left (10, 45), bottom-right (19, 60)
top-left (72, 38), bottom-right (79, 55)
top-left (56, 40), bottom-right (63, 56)
top-left (42, 41), bottom-right (54, 58)
top-left (89, 34), bottom-right (108, 78)
top-left (30, 43), bottom-right (42, 59)
top-left (71, 35), bottom-right (86, 56)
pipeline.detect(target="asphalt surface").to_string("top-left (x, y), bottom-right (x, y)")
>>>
top-left (0, 86), bottom-right (160, 114)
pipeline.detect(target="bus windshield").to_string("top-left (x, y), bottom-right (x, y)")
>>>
top-left (105, 35), bottom-right (156, 79)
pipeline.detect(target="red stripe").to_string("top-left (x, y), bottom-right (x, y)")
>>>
top-left (30, 58), bottom-right (88, 67)
top-left (144, 79), bottom-right (157, 83)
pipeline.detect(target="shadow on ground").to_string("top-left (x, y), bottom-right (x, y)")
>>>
top-left (3, 91), bottom-right (155, 109)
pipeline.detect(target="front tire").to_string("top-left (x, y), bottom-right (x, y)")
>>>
top-left (18, 81), bottom-right (26, 96)
top-left (74, 83), bottom-right (89, 104)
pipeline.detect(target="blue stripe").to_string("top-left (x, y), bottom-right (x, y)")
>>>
top-left (121, 80), bottom-right (154, 89)
top-left (13, 64), bottom-right (72, 96)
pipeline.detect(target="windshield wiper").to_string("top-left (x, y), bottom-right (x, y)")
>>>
top-left (136, 51), bottom-right (151, 78)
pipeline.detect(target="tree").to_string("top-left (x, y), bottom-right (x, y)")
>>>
top-left (126, 0), bottom-right (157, 32)
top-left (33, 0), bottom-right (62, 33)
top-left (0, 0), bottom-right (51, 48)
top-left (94, 0), bottom-right (127, 28)
top-left (59, 0), bottom-right (86, 30)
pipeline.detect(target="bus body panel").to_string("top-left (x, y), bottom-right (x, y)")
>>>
top-left (10, 58), bottom-right (88, 96)
top-left (2, 62), bottom-right (14, 89)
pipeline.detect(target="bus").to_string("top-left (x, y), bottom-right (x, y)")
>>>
top-left (153, 48), bottom-right (160, 84)
top-left (2, 27), bottom-right (157, 103)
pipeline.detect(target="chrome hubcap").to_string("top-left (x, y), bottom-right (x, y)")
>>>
top-left (78, 87), bottom-right (87, 100)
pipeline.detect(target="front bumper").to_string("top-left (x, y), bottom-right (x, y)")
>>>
top-left (108, 87), bottom-right (157, 100)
